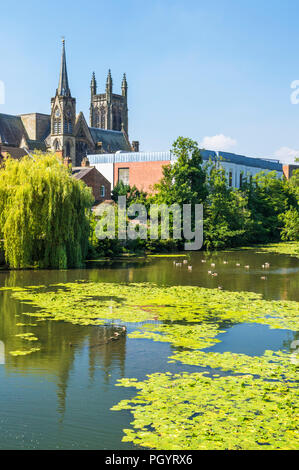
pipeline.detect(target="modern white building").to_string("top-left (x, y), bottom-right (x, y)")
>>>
top-left (88, 149), bottom-right (291, 193)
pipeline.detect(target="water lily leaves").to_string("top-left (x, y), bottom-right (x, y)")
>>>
top-left (112, 369), bottom-right (299, 450)
top-left (15, 332), bottom-right (38, 341)
top-left (9, 347), bottom-right (40, 356)
top-left (129, 323), bottom-right (224, 349)
top-left (4, 279), bottom-right (299, 449)
top-left (170, 349), bottom-right (298, 382)
top-left (7, 282), bottom-right (299, 331)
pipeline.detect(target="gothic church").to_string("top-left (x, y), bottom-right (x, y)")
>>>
top-left (0, 40), bottom-right (139, 165)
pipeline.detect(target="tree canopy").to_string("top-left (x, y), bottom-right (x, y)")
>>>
top-left (0, 152), bottom-right (94, 268)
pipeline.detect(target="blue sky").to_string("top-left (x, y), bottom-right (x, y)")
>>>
top-left (1, 0), bottom-right (299, 162)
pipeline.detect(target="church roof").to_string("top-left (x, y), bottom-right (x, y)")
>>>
top-left (89, 127), bottom-right (131, 153)
top-left (0, 113), bottom-right (27, 147)
top-left (26, 139), bottom-right (47, 151)
top-left (0, 146), bottom-right (27, 159)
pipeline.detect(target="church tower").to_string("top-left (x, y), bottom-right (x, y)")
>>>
top-left (50, 39), bottom-right (76, 164)
top-left (89, 70), bottom-right (129, 136)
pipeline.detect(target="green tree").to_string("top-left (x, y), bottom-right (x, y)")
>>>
top-left (153, 137), bottom-right (207, 205)
top-left (280, 208), bottom-right (299, 241)
top-left (112, 181), bottom-right (148, 207)
top-left (204, 160), bottom-right (252, 250)
top-left (0, 152), bottom-right (93, 268)
top-left (243, 171), bottom-right (296, 243)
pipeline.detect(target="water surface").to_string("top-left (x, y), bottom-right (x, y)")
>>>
top-left (0, 250), bottom-right (298, 449)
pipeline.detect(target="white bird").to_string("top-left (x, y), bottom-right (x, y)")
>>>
top-left (201, 259), bottom-right (206, 263)
top-left (211, 263), bottom-right (216, 267)
top-left (223, 261), bottom-right (228, 264)
top-left (183, 259), bottom-right (188, 264)
top-left (218, 286), bottom-right (223, 290)
top-left (212, 272), bottom-right (218, 277)
top-left (245, 265), bottom-right (250, 269)
top-left (188, 266), bottom-right (192, 271)
top-left (236, 263), bottom-right (240, 267)
top-left (208, 270), bottom-right (212, 275)
top-left (261, 276), bottom-right (267, 280)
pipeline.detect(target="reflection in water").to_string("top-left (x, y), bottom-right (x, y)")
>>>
top-left (0, 250), bottom-right (298, 449)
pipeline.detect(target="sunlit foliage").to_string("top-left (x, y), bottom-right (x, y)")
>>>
top-left (0, 153), bottom-right (94, 268)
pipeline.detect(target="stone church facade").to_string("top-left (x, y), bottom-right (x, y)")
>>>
top-left (0, 40), bottom-right (139, 165)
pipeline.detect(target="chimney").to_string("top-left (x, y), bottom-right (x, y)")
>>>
top-left (55, 149), bottom-right (64, 161)
top-left (132, 141), bottom-right (139, 152)
top-left (81, 157), bottom-right (90, 167)
top-left (63, 156), bottom-right (72, 168)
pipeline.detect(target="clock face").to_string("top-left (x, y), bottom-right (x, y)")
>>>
top-left (55, 109), bottom-right (60, 118)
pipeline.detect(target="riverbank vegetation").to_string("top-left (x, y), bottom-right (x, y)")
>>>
top-left (0, 153), bottom-right (93, 269)
top-left (92, 137), bottom-right (299, 257)
top-left (0, 139), bottom-right (298, 268)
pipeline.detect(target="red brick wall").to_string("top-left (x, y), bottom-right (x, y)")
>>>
top-left (114, 160), bottom-right (170, 193)
top-left (282, 165), bottom-right (290, 179)
top-left (80, 167), bottom-right (111, 202)
top-left (283, 164), bottom-right (299, 179)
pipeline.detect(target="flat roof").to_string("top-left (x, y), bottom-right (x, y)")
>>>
top-left (88, 149), bottom-right (283, 171)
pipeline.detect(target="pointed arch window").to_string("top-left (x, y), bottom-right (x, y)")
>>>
top-left (53, 120), bottom-right (61, 134)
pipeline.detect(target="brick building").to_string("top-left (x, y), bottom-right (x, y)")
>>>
top-left (88, 150), bottom-right (299, 193)
top-left (71, 157), bottom-right (111, 203)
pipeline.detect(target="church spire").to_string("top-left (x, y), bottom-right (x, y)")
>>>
top-left (106, 69), bottom-right (113, 95)
top-left (121, 73), bottom-right (127, 98)
top-left (90, 71), bottom-right (97, 96)
top-left (58, 38), bottom-right (71, 96)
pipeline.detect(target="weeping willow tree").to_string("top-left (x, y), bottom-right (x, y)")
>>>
top-left (0, 152), bottom-right (94, 269)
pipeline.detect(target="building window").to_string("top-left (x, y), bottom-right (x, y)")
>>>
top-left (54, 120), bottom-right (61, 134)
top-left (100, 185), bottom-right (105, 198)
top-left (64, 120), bottom-right (72, 134)
top-left (229, 170), bottom-right (233, 187)
top-left (118, 168), bottom-right (129, 185)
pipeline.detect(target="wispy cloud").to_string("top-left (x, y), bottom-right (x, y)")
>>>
top-left (200, 134), bottom-right (237, 152)
top-left (274, 147), bottom-right (299, 163)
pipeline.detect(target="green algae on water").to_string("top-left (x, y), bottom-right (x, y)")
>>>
top-left (112, 350), bottom-right (299, 450)
top-left (129, 323), bottom-right (224, 349)
top-left (8, 282), bottom-right (299, 331)
top-left (169, 349), bottom-right (298, 382)
top-left (9, 347), bottom-right (41, 356)
top-left (15, 332), bottom-right (38, 341)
